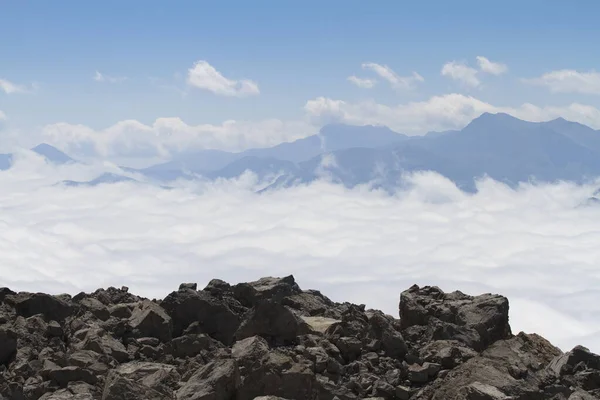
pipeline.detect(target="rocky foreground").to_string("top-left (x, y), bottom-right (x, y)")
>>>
top-left (0, 277), bottom-right (598, 400)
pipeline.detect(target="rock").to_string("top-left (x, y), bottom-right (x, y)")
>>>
top-left (176, 358), bottom-right (240, 400)
top-left (108, 303), bottom-right (133, 319)
top-left (395, 385), bottom-right (411, 400)
top-left (178, 283), bottom-right (197, 291)
top-left (48, 366), bottom-right (97, 386)
top-left (102, 373), bottom-right (167, 400)
top-left (46, 320), bottom-right (63, 337)
top-left (235, 300), bottom-right (311, 345)
top-left (301, 316), bottom-right (341, 334)
top-left (78, 329), bottom-right (129, 363)
top-left (128, 300), bottom-right (173, 342)
top-left (407, 364), bottom-right (430, 384)
top-left (0, 278), bottom-right (598, 400)
top-left (169, 333), bottom-right (215, 358)
top-left (161, 288), bottom-right (240, 345)
top-left (399, 285), bottom-right (511, 351)
top-left (548, 345), bottom-right (600, 376)
top-left (78, 297), bottom-right (110, 321)
top-left (0, 328), bottom-right (17, 365)
top-left (233, 275), bottom-right (301, 307)
top-left (236, 351), bottom-right (317, 400)
top-left (109, 361), bottom-right (180, 396)
top-left (203, 279), bottom-right (232, 295)
top-left (9, 292), bottom-right (73, 321)
top-left (232, 335), bottom-right (270, 368)
top-left (461, 382), bottom-right (508, 399)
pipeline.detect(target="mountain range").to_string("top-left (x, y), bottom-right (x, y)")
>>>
top-left (8, 113), bottom-right (600, 192)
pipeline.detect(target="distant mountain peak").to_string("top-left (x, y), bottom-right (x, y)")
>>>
top-left (31, 143), bottom-right (75, 164)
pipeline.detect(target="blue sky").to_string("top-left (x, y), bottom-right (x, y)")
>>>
top-left (2, 0), bottom-right (600, 158)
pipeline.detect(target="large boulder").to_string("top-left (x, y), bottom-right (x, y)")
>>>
top-left (233, 275), bottom-right (301, 307)
top-left (235, 300), bottom-right (311, 345)
top-left (176, 358), bottom-right (240, 400)
top-left (161, 289), bottom-right (241, 345)
top-left (104, 361), bottom-right (181, 399)
top-left (235, 350), bottom-right (317, 400)
top-left (8, 292), bottom-right (73, 322)
top-left (128, 300), bottom-right (173, 343)
top-left (418, 333), bottom-right (562, 400)
top-left (399, 285), bottom-right (511, 351)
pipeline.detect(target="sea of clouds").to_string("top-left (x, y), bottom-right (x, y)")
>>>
top-left (1, 150), bottom-right (599, 353)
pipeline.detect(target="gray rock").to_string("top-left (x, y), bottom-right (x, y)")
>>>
top-left (128, 300), bottom-right (173, 342)
top-left (235, 300), bottom-right (311, 345)
top-left (176, 358), bottom-right (240, 400)
top-left (178, 283), bottom-right (197, 291)
top-left (48, 366), bottom-right (97, 386)
top-left (10, 292), bottom-right (73, 321)
top-left (0, 328), bottom-right (17, 365)
top-left (162, 289), bottom-right (240, 345)
top-left (399, 285), bottom-right (511, 351)
top-left (79, 297), bottom-right (110, 321)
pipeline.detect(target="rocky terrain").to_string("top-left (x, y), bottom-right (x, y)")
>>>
top-left (0, 276), bottom-right (598, 399)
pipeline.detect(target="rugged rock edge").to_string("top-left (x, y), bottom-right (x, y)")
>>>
top-left (0, 276), bottom-right (598, 399)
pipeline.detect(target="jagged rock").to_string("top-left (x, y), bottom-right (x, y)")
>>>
top-left (0, 278), bottom-right (597, 400)
top-left (46, 320), bottom-right (63, 337)
top-left (0, 328), bottom-right (17, 365)
top-left (9, 292), bottom-right (73, 321)
top-left (128, 300), bottom-right (173, 342)
top-left (48, 366), bottom-right (98, 386)
top-left (168, 333), bottom-right (218, 358)
top-left (399, 285), bottom-right (511, 351)
top-left (77, 328), bottom-right (129, 363)
top-left (235, 300), bottom-right (311, 345)
top-left (108, 303), bottom-right (133, 319)
top-left (236, 351), bottom-right (317, 400)
top-left (178, 283), bottom-right (197, 291)
top-left (232, 335), bottom-right (270, 368)
top-left (548, 345), bottom-right (600, 376)
top-left (161, 288), bottom-right (240, 345)
top-left (78, 297), bottom-right (110, 321)
top-left (233, 275), bottom-right (301, 307)
top-left (176, 358), bottom-right (240, 400)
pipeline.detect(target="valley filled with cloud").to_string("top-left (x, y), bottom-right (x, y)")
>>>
top-left (1, 152), bottom-right (599, 353)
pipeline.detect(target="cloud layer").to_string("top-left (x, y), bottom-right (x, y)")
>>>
top-left (187, 60), bottom-right (260, 97)
top-left (1, 154), bottom-right (599, 353)
top-left (41, 118), bottom-right (315, 159)
top-left (525, 69), bottom-right (600, 95)
top-left (304, 94), bottom-right (600, 134)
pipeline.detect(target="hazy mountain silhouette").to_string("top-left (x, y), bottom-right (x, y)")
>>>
top-left (0, 143), bottom-right (75, 171)
top-left (15, 114), bottom-right (600, 193)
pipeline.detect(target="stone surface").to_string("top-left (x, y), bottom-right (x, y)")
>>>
top-left (0, 277), bottom-right (597, 400)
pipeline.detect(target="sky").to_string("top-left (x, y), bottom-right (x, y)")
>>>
top-left (4, 1), bottom-right (600, 161)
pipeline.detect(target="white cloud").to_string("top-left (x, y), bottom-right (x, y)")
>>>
top-left (347, 75), bottom-right (376, 89)
top-left (187, 60), bottom-right (260, 97)
top-left (441, 61), bottom-right (481, 87)
top-left (0, 78), bottom-right (27, 94)
top-left (0, 158), bottom-right (599, 353)
top-left (304, 94), bottom-right (600, 134)
top-left (41, 118), bottom-right (315, 159)
top-left (476, 56), bottom-right (508, 75)
top-left (524, 69), bottom-right (600, 95)
top-left (362, 63), bottom-right (424, 90)
top-left (0, 110), bottom-right (6, 121)
top-left (93, 71), bottom-right (127, 83)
